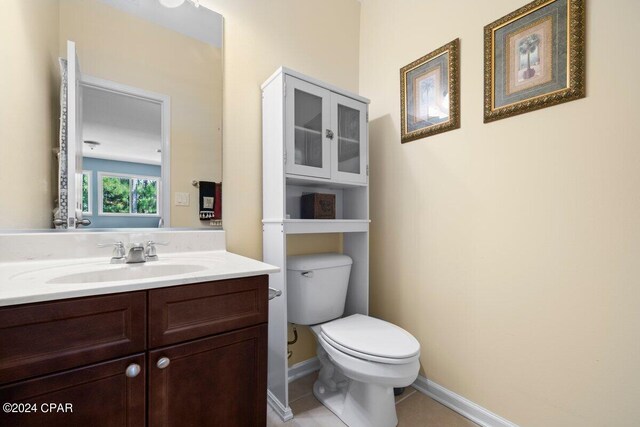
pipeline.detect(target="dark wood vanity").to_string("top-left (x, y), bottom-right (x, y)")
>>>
top-left (0, 275), bottom-right (268, 427)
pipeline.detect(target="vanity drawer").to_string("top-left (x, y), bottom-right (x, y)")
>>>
top-left (148, 275), bottom-right (268, 348)
top-left (0, 292), bottom-right (146, 384)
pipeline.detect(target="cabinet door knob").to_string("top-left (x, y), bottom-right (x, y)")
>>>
top-left (326, 129), bottom-right (334, 140)
top-left (125, 363), bottom-right (141, 378)
top-left (157, 357), bottom-right (171, 369)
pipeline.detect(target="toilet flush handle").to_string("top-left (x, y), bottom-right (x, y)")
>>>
top-left (301, 271), bottom-right (314, 278)
top-left (268, 288), bottom-right (282, 300)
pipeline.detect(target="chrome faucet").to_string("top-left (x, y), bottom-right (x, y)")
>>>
top-left (126, 243), bottom-right (147, 264)
top-left (99, 241), bottom-right (169, 264)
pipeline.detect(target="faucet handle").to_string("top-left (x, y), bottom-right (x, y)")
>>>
top-left (98, 241), bottom-right (124, 248)
top-left (146, 240), bottom-right (169, 247)
top-left (145, 241), bottom-right (168, 261)
top-left (98, 241), bottom-right (126, 261)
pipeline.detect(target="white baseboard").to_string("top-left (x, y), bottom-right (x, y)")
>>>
top-left (267, 357), bottom-right (320, 422)
top-left (288, 357), bottom-right (320, 383)
top-left (412, 375), bottom-right (519, 427)
top-left (267, 389), bottom-right (293, 422)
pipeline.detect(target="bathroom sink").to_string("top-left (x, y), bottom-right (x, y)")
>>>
top-left (0, 249), bottom-right (280, 308)
top-left (47, 263), bottom-right (207, 284)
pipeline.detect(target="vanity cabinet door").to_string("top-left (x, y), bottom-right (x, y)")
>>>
top-left (148, 324), bottom-right (267, 427)
top-left (285, 76), bottom-right (332, 179)
top-left (0, 354), bottom-right (145, 427)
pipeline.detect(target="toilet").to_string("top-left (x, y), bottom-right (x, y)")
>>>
top-left (287, 253), bottom-right (420, 427)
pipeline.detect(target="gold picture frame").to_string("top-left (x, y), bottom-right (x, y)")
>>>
top-left (484, 0), bottom-right (586, 123)
top-left (400, 39), bottom-right (460, 143)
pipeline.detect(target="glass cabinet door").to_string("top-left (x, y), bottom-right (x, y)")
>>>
top-left (285, 76), bottom-right (331, 178)
top-left (331, 93), bottom-right (367, 184)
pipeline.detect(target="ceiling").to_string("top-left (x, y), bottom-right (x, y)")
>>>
top-left (96, 0), bottom-right (223, 48)
top-left (82, 85), bottom-right (162, 165)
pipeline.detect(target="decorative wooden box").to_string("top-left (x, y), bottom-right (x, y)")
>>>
top-left (300, 193), bottom-right (336, 219)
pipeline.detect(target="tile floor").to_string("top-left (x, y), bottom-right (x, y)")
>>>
top-left (267, 372), bottom-right (479, 427)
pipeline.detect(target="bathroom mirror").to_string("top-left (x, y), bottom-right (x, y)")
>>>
top-left (0, 0), bottom-right (223, 231)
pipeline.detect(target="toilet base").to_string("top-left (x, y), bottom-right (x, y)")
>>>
top-left (314, 378), bottom-right (398, 427)
top-left (313, 345), bottom-right (398, 427)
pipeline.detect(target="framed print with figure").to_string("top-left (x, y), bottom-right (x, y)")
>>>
top-left (484, 0), bottom-right (585, 122)
top-left (400, 38), bottom-right (460, 143)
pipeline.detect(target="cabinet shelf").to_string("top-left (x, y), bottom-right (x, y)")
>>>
top-left (285, 174), bottom-right (367, 188)
top-left (263, 219), bottom-right (370, 234)
top-left (295, 125), bottom-right (322, 135)
top-left (338, 136), bottom-right (359, 144)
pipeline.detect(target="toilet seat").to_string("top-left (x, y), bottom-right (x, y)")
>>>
top-left (320, 332), bottom-right (420, 365)
top-left (315, 329), bottom-right (421, 386)
top-left (319, 314), bottom-right (420, 365)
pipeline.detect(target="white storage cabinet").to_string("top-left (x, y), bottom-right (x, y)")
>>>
top-left (262, 67), bottom-right (371, 421)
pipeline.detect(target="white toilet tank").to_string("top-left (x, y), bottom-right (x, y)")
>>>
top-left (287, 253), bottom-right (353, 325)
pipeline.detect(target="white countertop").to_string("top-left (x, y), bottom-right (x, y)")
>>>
top-left (0, 250), bottom-right (279, 307)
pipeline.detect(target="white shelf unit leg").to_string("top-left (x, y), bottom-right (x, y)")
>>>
top-left (263, 222), bottom-right (291, 417)
top-left (343, 232), bottom-right (369, 317)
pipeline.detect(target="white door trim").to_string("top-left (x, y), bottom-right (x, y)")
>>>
top-left (80, 75), bottom-right (171, 227)
top-left (66, 40), bottom-right (83, 228)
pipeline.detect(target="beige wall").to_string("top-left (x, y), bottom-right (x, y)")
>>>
top-left (360, 0), bottom-right (640, 426)
top-left (0, 0), bottom-right (60, 229)
top-left (201, 0), bottom-right (361, 259)
top-left (59, 0), bottom-right (222, 228)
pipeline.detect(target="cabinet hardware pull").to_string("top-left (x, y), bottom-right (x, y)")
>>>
top-left (326, 129), bottom-right (334, 140)
top-left (157, 357), bottom-right (171, 369)
top-left (125, 363), bottom-right (141, 378)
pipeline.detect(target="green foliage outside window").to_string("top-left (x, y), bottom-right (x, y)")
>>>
top-left (82, 173), bottom-right (89, 213)
top-left (100, 175), bottom-right (158, 215)
top-left (133, 179), bottom-right (158, 214)
top-left (102, 177), bottom-right (131, 213)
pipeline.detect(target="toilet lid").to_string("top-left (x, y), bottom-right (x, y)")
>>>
top-left (320, 314), bottom-right (420, 361)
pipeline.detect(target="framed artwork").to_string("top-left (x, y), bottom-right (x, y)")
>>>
top-left (400, 38), bottom-right (460, 143)
top-left (484, 0), bottom-right (586, 123)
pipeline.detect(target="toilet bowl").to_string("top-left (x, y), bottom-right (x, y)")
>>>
top-left (311, 314), bottom-right (420, 427)
top-left (287, 254), bottom-right (420, 427)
